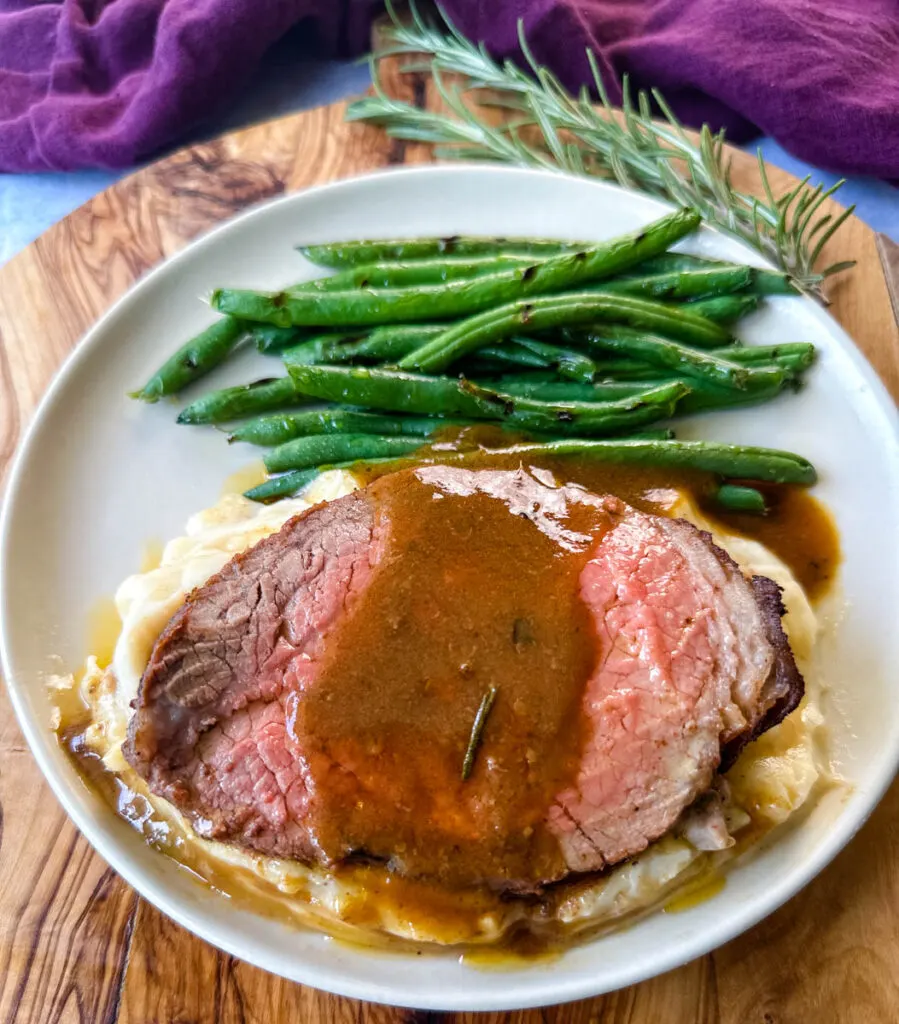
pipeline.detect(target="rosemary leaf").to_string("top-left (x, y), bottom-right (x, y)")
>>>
top-left (461, 685), bottom-right (498, 781)
top-left (348, 1), bottom-right (855, 298)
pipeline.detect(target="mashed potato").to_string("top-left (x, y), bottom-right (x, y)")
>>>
top-left (63, 471), bottom-right (831, 946)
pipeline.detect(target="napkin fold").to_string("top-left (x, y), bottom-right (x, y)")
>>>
top-left (0, 0), bottom-right (896, 176)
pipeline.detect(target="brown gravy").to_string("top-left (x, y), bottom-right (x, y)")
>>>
top-left (358, 441), bottom-right (840, 606)
top-left (60, 452), bottom-right (840, 949)
top-left (701, 483), bottom-right (839, 601)
top-left (292, 466), bottom-right (611, 888)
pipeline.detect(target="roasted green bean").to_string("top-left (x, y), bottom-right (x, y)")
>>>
top-left (278, 331), bottom-right (370, 365)
top-left (630, 255), bottom-right (795, 294)
top-left (598, 266), bottom-right (752, 300)
top-left (484, 375), bottom-right (785, 413)
top-left (228, 410), bottom-right (464, 447)
top-left (398, 290), bottom-right (729, 373)
top-left (244, 457), bottom-right (402, 502)
top-left (132, 317), bottom-right (246, 401)
top-left (678, 379), bottom-right (786, 413)
top-left (247, 437), bottom-right (811, 503)
top-left (251, 324), bottom-right (308, 353)
top-left (213, 209), bottom-right (700, 327)
top-left (475, 343), bottom-right (554, 371)
top-left (312, 323), bottom-right (447, 365)
top-left (716, 483), bottom-right (768, 513)
top-left (576, 341), bottom-right (814, 381)
top-left (264, 433), bottom-right (427, 473)
top-left (293, 254), bottom-right (540, 291)
top-left (506, 337), bottom-right (600, 383)
top-left (713, 342), bottom-right (815, 372)
top-left (177, 376), bottom-right (304, 425)
top-left (244, 467), bottom-right (324, 502)
top-left (287, 364), bottom-right (688, 436)
top-left (297, 236), bottom-right (585, 268)
top-left (485, 379), bottom-right (643, 401)
top-left (686, 294), bottom-right (760, 324)
top-left (577, 326), bottom-right (784, 391)
top-left (354, 439), bottom-right (816, 485)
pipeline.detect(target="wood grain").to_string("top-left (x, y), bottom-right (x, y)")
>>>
top-left (0, 88), bottom-right (896, 1024)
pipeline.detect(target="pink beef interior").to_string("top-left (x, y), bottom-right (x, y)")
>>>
top-left (123, 469), bottom-right (803, 887)
top-left (125, 492), bottom-right (378, 859)
top-left (549, 511), bottom-right (776, 871)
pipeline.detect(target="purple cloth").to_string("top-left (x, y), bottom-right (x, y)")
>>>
top-left (0, 0), bottom-right (376, 171)
top-left (440, 0), bottom-right (899, 179)
top-left (0, 0), bottom-right (897, 176)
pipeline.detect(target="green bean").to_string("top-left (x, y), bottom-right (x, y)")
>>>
top-left (716, 483), bottom-right (768, 513)
top-left (244, 457), bottom-right (406, 503)
top-left (244, 467), bottom-right (323, 502)
top-left (275, 324), bottom-right (448, 367)
top-left (487, 376), bottom-right (785, 413)
top-left (251, 324), bottom-right (308, 353)
top-left (335, 323), bottom-right (448, 363)
top-left (228, 410), bottom-right (464, 447)
top-left (633, 253), bottom-right (729, 276)
top-left (592, 359), bottom-right (693, 380)
top-left (293, 254), bottom-right (541, 291)
top-left (476, 343), bottom-right (553, 370)
top-left (580, 342), bottom-right (815, 381)
top-left (177, 377), bottom-right (305, 425)
top-left (474, 338), bottom-right (602, 378)
top-left (248, 430), bottom-right (689, 502)
top-left (720, 342), bottom-right (815, 371)
top-left (578, 326), bottom-right (784, 391)
top-left (678, 378), bottom-right (786, 414)
top-left (131, 317), bottom-right (246, 401)
top-left (256, 319), bottom-right (471, 357)
top-left (248, 437), bottom-right (811, 503)
top-left (361, 439), bottom-right (817, 485)
top-left (298, 240), bottom-right (794, 293)
top-left (486, 379), bottom-right (641, 401)
top-left (286, 364), bottom-right (687, 436)
top-left (297, 236), bottom-right (586, 268)
top-left (597, 266), bottom-right (752, 300)
top-left (630, 255), bottom-right (795, 295)
top-left (686, 294), bottom-right (760, 324)
top-left (264, 434), bottom-right (427, 474)
top-left (278, 331), bottom-right (373, 365)
top-left (214, 209), bottom-right (701, 327)
top-left (508, 337), bottom-right (600, 383)
top-left (399, 290), bottom-right (729, 373)
top-left (747, 269), bottom-right (797, 296)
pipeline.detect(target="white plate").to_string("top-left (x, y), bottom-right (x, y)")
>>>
top-left (2, 166), bottom-right (898, 1011)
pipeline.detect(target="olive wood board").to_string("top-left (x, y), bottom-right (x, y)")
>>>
top-left (0, 81), bottom-right (897, 1024)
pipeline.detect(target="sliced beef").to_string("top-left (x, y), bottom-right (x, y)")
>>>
top-left (124, 467), bottom-right (803, 886)
top-left (123, 491), bottom-right (378, 858)
top-left (722, 573), bottom-right (804, 770)
top-left (546, 508), bottom-right (803, 873)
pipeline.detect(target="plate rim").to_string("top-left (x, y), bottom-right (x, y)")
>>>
top-left (2, 161), bottom-right (898, 1011)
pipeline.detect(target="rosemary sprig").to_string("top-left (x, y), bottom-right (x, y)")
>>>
top-left (461, 685), bottom-right (498, 781)
top-left (346, 1), bottom-right (854, 297)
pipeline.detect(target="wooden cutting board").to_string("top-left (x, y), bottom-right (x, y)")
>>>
top-left (0, 84), bottom-right (897, 1024)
